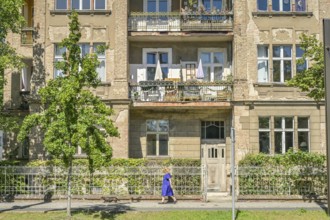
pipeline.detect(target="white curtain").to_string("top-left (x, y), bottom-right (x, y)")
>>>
top-left (21, 67), bottom-right (29, 91)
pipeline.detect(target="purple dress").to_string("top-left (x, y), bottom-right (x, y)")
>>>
top-left (161, 173), bottom-right (174, 196)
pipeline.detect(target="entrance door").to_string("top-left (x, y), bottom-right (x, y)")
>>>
top-left (202, 144), bottom-right (226, 192)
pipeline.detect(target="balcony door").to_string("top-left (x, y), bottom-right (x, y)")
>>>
top-left (198, 48), bottom-right (227, 82)
top-left (200, 0), bottom-right (223, 12)
top-left (144, 0), bottom-right (170, 12)
top-left (143, 48), bottom-right (172, 81)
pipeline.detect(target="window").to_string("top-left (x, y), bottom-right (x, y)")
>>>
top-left (201, 121), bottom-right (225, 139)
top-left (146, 120), bottom-right (169, 156)
top-left (56, 0), bottom-right (67, 10)
top-left (257, 45), bottom-right (269, 82)
top-left (257, 45), bottom-right (306, 83)
top-left (259, 116), bottom-right (311, 154)
top-left (144, 0), bottom-right (170, 12)
top-left (93, 43), bottom-right (106, 81)
top-left (274, 117), bottom-right (293, 154)
top-left (295, 0), bottom-right (306, 11)
top-left (298, 117), bottom-right (309, 152)
top-left (272, 0), bottom-right (291, 11)
top-left (199, 49), bottom-right (226, 81)
top-left (54, 44), bottom-right (66, 78)
top-left (257, 0), bottom-right (268, 11)
top-left (296, 45), bottom-right (307, 73)
top-left (54, 43), bottom-right (106, 81)
top-left (71, 0), bottom-right (90, 10)
top-left (143, 48), bottom-right (171, 80)
top-left (21, 66), bottom-right (31, 92)
top-left (20, 137), bottom-right (29, 159)
top-left (259, 117), bottom-right (270, 154)
top-left (55, 0), bottom-right (105, 10)
top-left (201, 0), bottom-right (223, 11)
top-left (273, 45), bottom-right (292, 82)
top-left (95, 0), bottom-right (106, 10)
top-left (0, 131), bottom-right (3, 160)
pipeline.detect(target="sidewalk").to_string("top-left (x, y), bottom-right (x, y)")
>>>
top-left (0, 199), bottom-right (327, 213)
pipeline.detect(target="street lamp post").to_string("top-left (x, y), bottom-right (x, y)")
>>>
top-left (323, 18), bottom-right (330, 216)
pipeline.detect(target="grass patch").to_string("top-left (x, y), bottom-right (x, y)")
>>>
top-left (0, 210), bottom-right (328, 220)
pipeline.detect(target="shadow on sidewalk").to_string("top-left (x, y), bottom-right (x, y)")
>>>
top-left (0, 201), bottom-right (51, 213)
top-left (0, 201), bottom-right (136, 216)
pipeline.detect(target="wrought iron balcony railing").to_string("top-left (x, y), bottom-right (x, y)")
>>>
top-left (128, 12), bottom-right (233, 32)
top-left (130, 80), bottom-right (232, 102)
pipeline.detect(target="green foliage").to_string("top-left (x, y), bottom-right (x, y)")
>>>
top-left (239, 150), bottom-right (326, 168)
top-left (24, 158), bottom-right (200, 168)
top-left (0, 160), bottom-right (21, 166)
top-left (286, 34), bottom-right (325, 101)
top-left (0, 0), bottom-right (25, 132)
top-left (0, 159), bottom-right (201, 196)
top-left (238, 151), bottom-right (327, 196)
top-left (18, 11), bottom-right (119, 174)
top-left (0, 0), bottom-right (25, 69)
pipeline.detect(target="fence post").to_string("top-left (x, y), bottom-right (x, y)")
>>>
top-left (202, 164), bottom-right (208, 202)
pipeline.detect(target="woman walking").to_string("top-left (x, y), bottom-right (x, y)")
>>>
top-left (160, 167), bottom-right (177, 204)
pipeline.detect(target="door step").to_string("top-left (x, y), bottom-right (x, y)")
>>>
top-left (206, 192), bottom-right (232, 202)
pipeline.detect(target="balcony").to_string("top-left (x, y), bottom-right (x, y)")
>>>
top-left (128, 12), bottom-right (233, 32)
top-left (21, 27), bottom-right (34, 45)
top-left (130, 80), bottom-right (232, 103)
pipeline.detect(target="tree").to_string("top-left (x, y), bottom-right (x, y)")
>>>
top-left (286, 33), bottom-right (325, 101)
top-left (0, 0), bottom-right (25, 131)
top-left (18, 11), bottom-right (119, 217)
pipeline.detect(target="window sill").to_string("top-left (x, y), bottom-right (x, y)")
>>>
top-left (50, 10), bottom-right (111, 16)
top-left (145, 156), bottom-right (171, 160)
top-left (74, 154), bottom-right (87, 159)
top-left (252, 11), bottom-right (313, 18)
top-left (254, 82), bottom-right (289, 87)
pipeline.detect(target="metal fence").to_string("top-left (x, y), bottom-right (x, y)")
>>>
top-left (0, 166), bottom-right (202, 198)
top-left (237, 166), bottom-right (327, 197)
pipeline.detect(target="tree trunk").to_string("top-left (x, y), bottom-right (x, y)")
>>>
top-left (67, 160), bottom-right (73, 217)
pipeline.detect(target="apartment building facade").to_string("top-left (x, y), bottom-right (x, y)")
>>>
top-left (2, 0), bottom-right (330, 194)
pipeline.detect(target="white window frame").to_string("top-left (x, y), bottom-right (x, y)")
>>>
top-left (274, 117), bottom-right (294, 154)
top-left (71, 0), bottom-right (91, 10)
top-left (0, 131), bottom-right (3, 160)
top-left (257, 45), bottom-right (269, 82)
top-left (272, 0), bottom-right (291, 12)
top-left (143, 48), bottom-right (172, 81)
top-left (54, 43), bottom-right (106, 81)
top-left (272, 45), bottom-right (292, 83)
top-left (94, 0), bottom-right (106, 10)
top-left (146, 120), bottom-right (169, 156)
top-left (198, 48), bottom-right (227, 82)
top-left (258, 117), bottom-right (271, 154)
top-left (144, 0), bottom-right (171, 12)
top-left (297, 116), bottom-right (310, 152)
top-left (199, 0), bottom-right (223, 11)
top-left (54, 44), bottom-right (66, 78)
top-left (55, 0), bottom-right (68, 10)
top-left (93, 43), bottom-right (106, 82)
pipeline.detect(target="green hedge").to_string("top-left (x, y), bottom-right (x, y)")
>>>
top-left (239, 150), bottom-right (326, 167)
top-left (0, 158), bottom-right (201, 196)
top-left (238, 150), bottom-right (327, 196)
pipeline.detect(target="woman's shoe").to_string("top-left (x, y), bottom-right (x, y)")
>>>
top-left (173, 200), bottom-right (177, 204)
